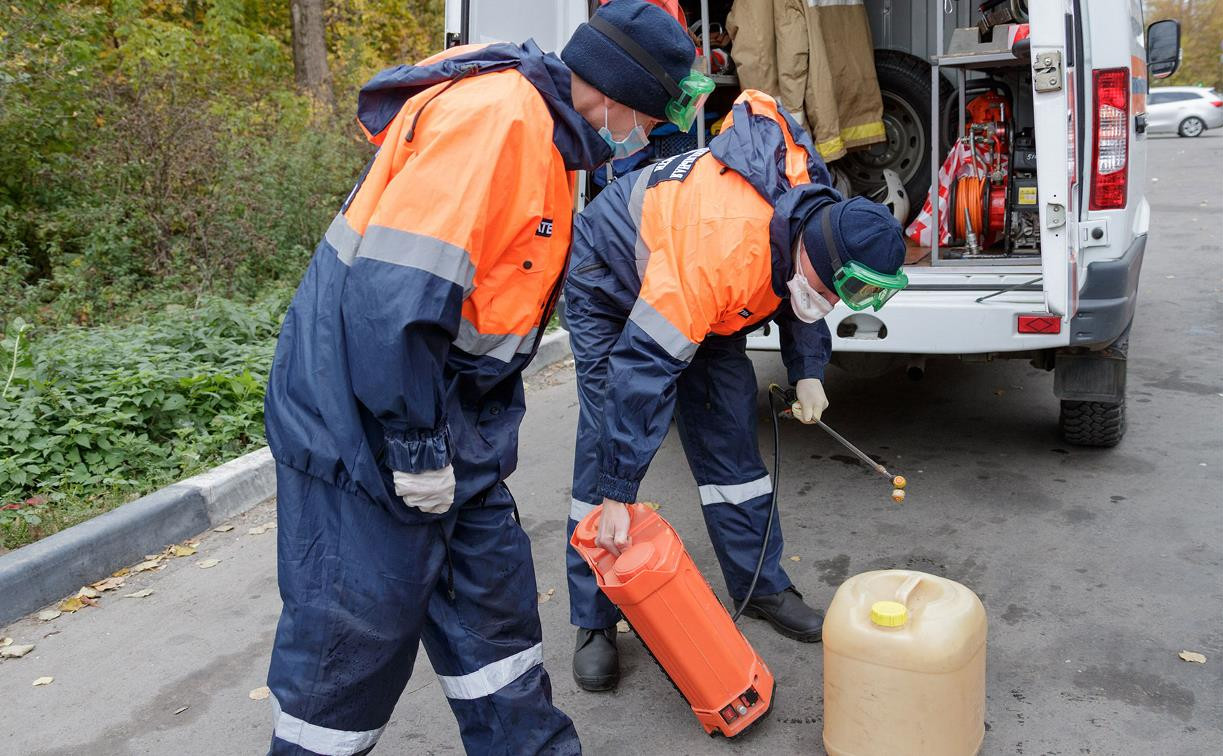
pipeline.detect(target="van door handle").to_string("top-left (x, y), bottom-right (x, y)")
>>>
top-left (1135, 113), bottom-right (1148, 134)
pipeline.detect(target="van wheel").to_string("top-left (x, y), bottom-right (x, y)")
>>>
top-left (841, 52), bottom-right (951, 223)
top-left (1059, 399), bottom-right (1126, 447)
top-left (1178, 116), bottom-right (1205, 137)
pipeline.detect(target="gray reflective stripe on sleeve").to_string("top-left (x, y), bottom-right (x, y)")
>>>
top-left (628, 298), bottom-right (699, 363)
top-left (628, 167), bottom-right (654, 280)
top-left (356, 225), bottom-right (476, 293)
top-left (436, 642), bottom-right (544, 700)
top-left (271, 694), bottom-right (385, 756)
top-left (325, 213), bottom-right (362, 266)
top-left (453, 318), bottom-right (536, 363)
top-left (698, 475), bottom-right (773, 506)
top-left (570, 498), bottom-right (598, 522)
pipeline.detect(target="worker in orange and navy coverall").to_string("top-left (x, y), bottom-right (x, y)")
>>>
top-left (564, 90), bottom-right (907, 691)
top-left (261, 2), bottom-right (695, 753)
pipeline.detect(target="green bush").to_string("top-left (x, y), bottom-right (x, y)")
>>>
top-left (0, 294), bottom-right (288, 548)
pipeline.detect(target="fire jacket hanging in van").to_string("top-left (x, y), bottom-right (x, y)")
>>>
top-left (727, 0), bottom-right (885, 161)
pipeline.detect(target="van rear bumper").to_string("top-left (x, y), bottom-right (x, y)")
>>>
top-left (1069, 233), bottom-right (1146, 349)
top-left (746, 285), bottom-right (1070, 355)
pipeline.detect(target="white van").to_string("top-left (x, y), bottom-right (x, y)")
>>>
top-left (444, 1), bottom-right (1181, 447)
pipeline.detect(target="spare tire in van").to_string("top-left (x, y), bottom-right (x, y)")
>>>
top-left (840, 51), bottom-right (952, 224)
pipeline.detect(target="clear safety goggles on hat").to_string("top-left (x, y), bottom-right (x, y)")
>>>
top-left (588, 16), bottom-right (715, 132)
top-left (815, 205), bottom-right (910, 312)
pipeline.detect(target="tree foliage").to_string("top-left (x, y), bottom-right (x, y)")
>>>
top-left (0, 0), bottom-right (443, 328)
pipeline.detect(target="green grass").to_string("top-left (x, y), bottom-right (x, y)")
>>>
top-left (0, 293), bottom-right (288, 549)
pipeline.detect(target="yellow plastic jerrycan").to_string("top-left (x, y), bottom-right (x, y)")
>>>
top-left (822, 570), bottom-right (987, 756)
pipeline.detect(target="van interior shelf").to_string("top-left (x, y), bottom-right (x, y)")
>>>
top-left (936, 25), bottom-right (1032, 70)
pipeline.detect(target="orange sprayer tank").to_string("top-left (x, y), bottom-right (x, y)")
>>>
top-left (571, 504), bottom-right (775, 737)
top-left (823, 570), bottom-right (988, 756)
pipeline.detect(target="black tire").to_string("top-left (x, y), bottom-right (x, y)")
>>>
top-left (1059, 399), bottom-right (1126, 447)
top-left (841, 52), bottom-right (953, 223)
top-left (1178, 116), bottom-right (1206, 137)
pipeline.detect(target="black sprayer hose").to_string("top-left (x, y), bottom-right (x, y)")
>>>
top-left (732, 385), bottom-right (787, 622)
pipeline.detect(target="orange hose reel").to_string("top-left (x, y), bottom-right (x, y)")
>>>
top-left (571, 504), bottom-right (775, 737)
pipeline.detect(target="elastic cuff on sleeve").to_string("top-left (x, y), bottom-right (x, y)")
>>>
top-left (384, 426), bottom-right (452, 473)
top-left (596, 471), bottom-right (641, 505)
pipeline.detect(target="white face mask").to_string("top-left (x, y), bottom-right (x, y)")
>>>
top-left (786, 270), bottom-right (835, 323)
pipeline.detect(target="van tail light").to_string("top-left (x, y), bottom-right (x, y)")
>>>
top-left (1089, 68), bottom-right (1129, 210)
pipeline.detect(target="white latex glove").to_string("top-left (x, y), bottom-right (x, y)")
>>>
top-left (792, 378), bottom-right (829, 424)
top-left (393, 465), bottom-right (455, 514)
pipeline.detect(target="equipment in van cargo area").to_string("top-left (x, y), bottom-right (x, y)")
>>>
top-left (570, 504), bottom-right (776, 738)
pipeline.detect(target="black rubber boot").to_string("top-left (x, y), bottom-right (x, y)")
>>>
top-left (742, 586), bottom-right (824, 643)
top-left (573, 627), bottom-right (619, 691)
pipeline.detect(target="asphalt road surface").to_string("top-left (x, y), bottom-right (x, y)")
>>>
top-left (2, 134), bottom-right (1220, 755)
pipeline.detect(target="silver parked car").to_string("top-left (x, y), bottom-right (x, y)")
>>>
top-left (1147, 86), bottom-right (1223, 137)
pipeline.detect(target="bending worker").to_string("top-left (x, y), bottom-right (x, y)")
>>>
top-left (262, 3), bottom-right (696, 753)
top-left (565, 90), bottom-right (908, 691)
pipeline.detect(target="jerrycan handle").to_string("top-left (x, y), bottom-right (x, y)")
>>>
top-left (895, 574), bottom-right (922, 606)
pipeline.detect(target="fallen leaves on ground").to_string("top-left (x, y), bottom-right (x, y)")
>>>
top-left (125, 589), bottom-right (154, 599)
top-left (1, 644), bottom-right (35, 658)
top-left (91, 576), bottom-right (127, 592)
top-left (77, 586), bottom-right (100, 599)
top-left (111, 567), bottom-right (131, 578)
top-left (32, 676), bottom-right (53, 686)
top-left (537, 588), bottom-right (556, 604)
top-left (0, 637), bottom-right (11, 647)
top-left (168, 544), bottom-right (197, 558)
top-left (173, 706), bottom-right (189, 715)
top-left (131, 559), bottom-right (162, 572)
top-left (249, 686), bottom-right (271, 701)
top-left (1178, 650), bottom-right (1207, 664)
top-left (640, 502), bottom-right (661, 511)
top-left (213, 524), bottom-right (236, 533)
top-left (789, 555), bottom-right (801, 562)
top-left (198, 559), bottom-right (220, 569)
top-left (247, 522), bottom-right (276, 536)
top-left (58, 596), bottom-right (88, 613)
top-left (36, 610), bottom-right (61, 622)
top-left (616, 620), bottom-right (630, 633)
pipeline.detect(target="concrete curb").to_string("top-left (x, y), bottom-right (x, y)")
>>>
top-left (0, 448), bottom-right (275, 627)
top-left (0, 332), bottom-right (574, 628)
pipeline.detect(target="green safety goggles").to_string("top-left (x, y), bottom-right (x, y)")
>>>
top-left (816, 204), bottom-right (909, 311)
top-left (589, 16), bottom-right (716, 132)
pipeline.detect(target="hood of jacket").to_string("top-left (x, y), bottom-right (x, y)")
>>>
top-left (356, 40), bottom-right (611, 171)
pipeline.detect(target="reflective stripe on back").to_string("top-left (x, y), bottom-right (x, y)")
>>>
top-left (628, 166), bottom-right (654, 279)
top-left (356, 225), bottom-right (476, 293)
top-left (629, 298), bottom-right (698, 363)
top-left (326, 213), bottom-right (363, 266)
top-left (271, 694), bottom-right (385, 756)
top-left (454, 317), bottom-right (537, 363)
top-left (436, 642), bottom-right (544, 700)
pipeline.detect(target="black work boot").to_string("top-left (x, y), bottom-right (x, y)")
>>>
top-left (573, 627), bottom-right (619, 691)
top-left (742, 586), bottom-right (824, 642)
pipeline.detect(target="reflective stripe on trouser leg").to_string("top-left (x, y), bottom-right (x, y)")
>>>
top-left (563, 272), bottom-right (629, 630)
top-left (267, 463), bottom-right (447, 755)
top-left (421, 484), bottom-right (580, 755)
top-left (673, 337), bottom-right (793, 601)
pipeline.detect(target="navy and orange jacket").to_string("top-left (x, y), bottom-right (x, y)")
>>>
top-left (264, 41), bottom-right (610, 507)
top-left (571, 90), bottom-right (841, 504)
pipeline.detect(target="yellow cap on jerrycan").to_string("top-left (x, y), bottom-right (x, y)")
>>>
top-left (823, 570), bottom-right (987, 756)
